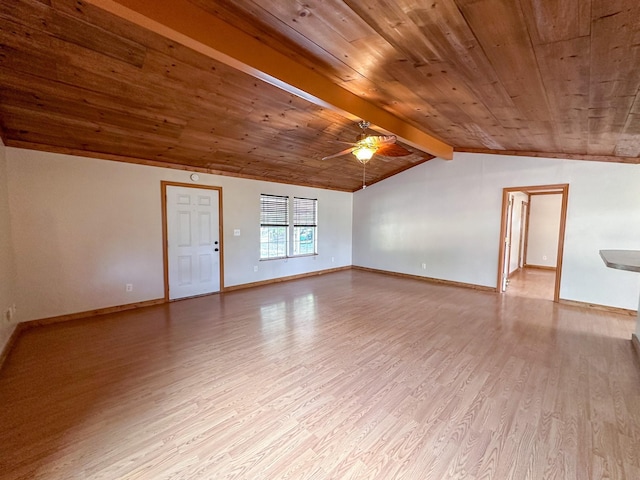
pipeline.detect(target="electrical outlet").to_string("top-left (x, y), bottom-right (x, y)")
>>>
top-left (126, 283), bottom-right (133, 292)
top-left (253, 266), bottom-right (258, 272)
top-left (331, 256), bottom-right (335, 263)
top-left (421, 263), bottom-right (427, 270)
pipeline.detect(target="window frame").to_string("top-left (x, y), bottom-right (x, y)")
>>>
top-left (259, 194), bottom-right (289, 260)
top-left (259, 194), bottom-right (318, 260)
top-left (292, 196), bottom-right (318, 257)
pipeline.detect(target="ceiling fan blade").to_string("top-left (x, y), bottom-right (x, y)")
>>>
top-left (376, 143), bottom-right (412, 157)
top-left (322, 146), bottom-right (357, 160)
top-left (360, 135), bottom-right (397, 147)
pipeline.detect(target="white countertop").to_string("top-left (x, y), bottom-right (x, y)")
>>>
top-left (600, 250), bottom-right (640, 273)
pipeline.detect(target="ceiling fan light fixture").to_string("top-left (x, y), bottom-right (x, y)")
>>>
top-left (353, 146), bottom-right (375, 163)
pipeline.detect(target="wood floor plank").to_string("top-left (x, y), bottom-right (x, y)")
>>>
top-left (0, 270), bottom-right (639, 479)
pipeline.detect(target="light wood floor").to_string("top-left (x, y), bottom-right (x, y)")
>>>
top-left (506, 268), bottom-right (556, 301)
top-left (1, 270), bottom-right (639, 479)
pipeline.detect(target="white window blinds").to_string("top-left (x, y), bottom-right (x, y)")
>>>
top-left (293, 197), bottom-right (317, 227)
top-left (260, 194), bottom-right (289, 226)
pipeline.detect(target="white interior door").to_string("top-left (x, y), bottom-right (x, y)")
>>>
top-left (166, 185), bottom-right (220, 300)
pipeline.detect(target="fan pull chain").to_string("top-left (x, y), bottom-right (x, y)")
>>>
top-left (362, 162), bottom-right (367, 189)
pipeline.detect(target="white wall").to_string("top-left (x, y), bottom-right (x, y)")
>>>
top-left (526, 194), bottom-right (561, 267)
top-left (0, 140), bottom-right (17, 352)
top-left (6, 148), bottom-right (352, 322)
top-left (353, 152), bottom-right (640, 310)
top-left (6, 147), bottom-right (640, 322)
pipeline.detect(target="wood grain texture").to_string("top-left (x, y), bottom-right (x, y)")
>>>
top-left (1, 269), bottom-right (638, 479)
top-left (455, 148), bottom-right (640, 164)
top-left (1, 0), bottom-right (640, 191)
top-left (506, 267), bottom-right (555, 301)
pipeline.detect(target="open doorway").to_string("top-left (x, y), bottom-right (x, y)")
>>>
top-left (497, 184), bottom-right (569, 302)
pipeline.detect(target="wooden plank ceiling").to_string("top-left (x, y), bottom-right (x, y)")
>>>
top-left (1, 0), bottom-right (640, 192)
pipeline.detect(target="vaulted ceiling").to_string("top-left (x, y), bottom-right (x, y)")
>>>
top-left (1, 0), bottom-right (639, 192)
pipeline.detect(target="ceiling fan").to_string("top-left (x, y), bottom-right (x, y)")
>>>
top-left (322, 121), bottom-right (412, 164)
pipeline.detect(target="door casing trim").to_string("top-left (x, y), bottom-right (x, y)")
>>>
top-left (161, 181), bottom-right (224, 301)
top-left (497, 184), bottom-right (569, 302)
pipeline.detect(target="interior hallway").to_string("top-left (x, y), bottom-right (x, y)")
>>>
top-left (506, 267), bottom-right (556, 301)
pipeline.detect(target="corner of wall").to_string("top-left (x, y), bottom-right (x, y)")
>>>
top-left (0, 140), bottom-right (19, 357)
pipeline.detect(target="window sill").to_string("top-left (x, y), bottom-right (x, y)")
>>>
top-left (260, 253), bottom-right (318, 262)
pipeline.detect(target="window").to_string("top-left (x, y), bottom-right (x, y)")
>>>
top-left (260, 194), bottom-right (288, 259)
top-left (260, 194), bottom-right (317, 259)
top-left (293, 197), bottom-right (317, 256)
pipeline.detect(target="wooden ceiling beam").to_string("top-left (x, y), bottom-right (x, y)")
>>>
top-left (83, 0), bottom-right (453, 160)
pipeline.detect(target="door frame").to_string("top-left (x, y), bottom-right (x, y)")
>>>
top-left (517, 200), bottom-right (529, 269)
top-left (497, 183), bottom-right (569, 302)
top-left (503, 194), bottom-right (515, 289)
top-left (161, 181), bottom-right (224, 301)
